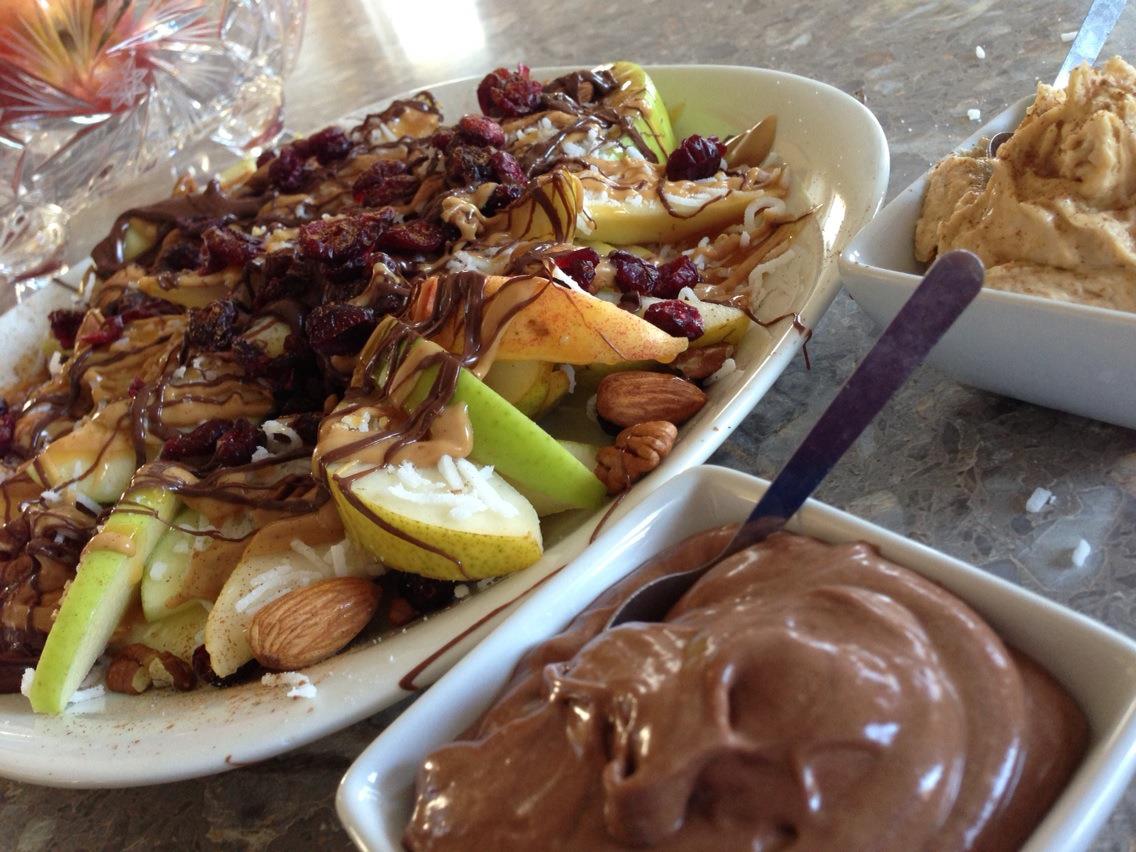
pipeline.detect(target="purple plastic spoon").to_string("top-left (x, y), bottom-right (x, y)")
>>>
top-left (606, 249), bottom-right (985, 627)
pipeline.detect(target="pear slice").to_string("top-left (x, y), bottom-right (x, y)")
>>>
top-left (484, 169), bottom-right (582, 243)
top-left (484, 360), bottom-right (569, 419)
top-left (511, 440), bottom-right (601, 517)
top-left (638, 296), bottom-right (749, 347)
top-left (204, 501), bottom-right (372, 678)
top-left (27, 400), bottom-right (138, 505)
top-left (28, 478), bottom-right (185, 714)
top-left (332, 458), bottom-right (542, 581)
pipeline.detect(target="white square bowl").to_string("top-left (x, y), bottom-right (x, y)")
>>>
top-left (838, 96), bottom-right (1136, 430)
top-left (336, 464), bottom-right (1136, 852)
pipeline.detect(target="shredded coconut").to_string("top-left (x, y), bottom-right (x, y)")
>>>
top-left (73, 491), bottom-right (100, 515)
top-left (261, 671), bottom-right (317, 699)
top-left (456, 458), bottom-right (517, 518)
top-left (454, 584), bottom-right (470, 599)
top-left (329, 541), bottom-right (348, 577)
top-left (262, 419), bottom-right (303, 452)
top-left (561, 364), bottom-right (576, 394)
top-left (585, 394), bottom-right (599, 424)
top-left (438, 454), bottom-right (464, 491)
top-left (20, 667), bottom-right (34, 697)
top-left (706, 358), bottom-right (738, 386)
top-left (966, 108), bottom-right (982, 122)
top-left (975, 45), bottom-right (986, 59)
top-left (739, 230), bottom-right (752, 249)
top-left (149, 561), bottom-right (169, 581)
top-left (48, 351), bottom-right (64, 377)
top-left (68, 684), bottom-right (106, 705)
top-left (251, 446), bottom-right (271, 463)
top-left (1071, 538), bottom-right (1092, 568)
top-left (39, 489), bottom-right (61, 505)
top-left (1025, 487), bottom-right (1054, 514)
top-left (290, 539), bottom-right (330, 573)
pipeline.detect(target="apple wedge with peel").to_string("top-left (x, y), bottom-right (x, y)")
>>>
top-left (368, 321), bottom-right (606, 511)
top-left (600, 61), bottom-right (677, 163)
top-left (121, 601), bottom-right (209, 663)
top-left (28, 473), bottom-right (188, 713)
top-left (332, 457), bottom-right (542, 581)
top-left (483, 169), bottom-right (583, 243)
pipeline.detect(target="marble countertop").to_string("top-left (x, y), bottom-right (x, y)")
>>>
top-left (5, 0), bottom-right (1136, 848)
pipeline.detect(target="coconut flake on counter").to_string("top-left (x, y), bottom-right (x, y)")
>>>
top-left (975, 45), bottom-right (986, 59)
top-left (967, 108), bottom-right (982, 122)
top-left (261, 671), bottom-right (317, 699)
top-left (1060, 30), bottom-right (1078, 43)
top-left (1025, 487), bottom-right (1055, 513)
top-left (1072, 538), bottom-right (1092, 568)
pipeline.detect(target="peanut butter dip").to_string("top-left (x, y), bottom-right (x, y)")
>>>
top-left (915, 57), bottom-right (1136, 311)
top-left (405, 528), bottom-right (1087, 851)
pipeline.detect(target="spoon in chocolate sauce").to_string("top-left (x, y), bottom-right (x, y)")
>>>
top-left (606, 249), bottom-right (985, 627)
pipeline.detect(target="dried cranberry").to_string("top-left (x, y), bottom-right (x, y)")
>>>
top-left (431, 129), bottom-right (454, 150)
top-left (255, 148), bottom-right (276, 168)
top-left (655, 255), bottom-right (700, 299)
top-left (78, 315), bottom-right (124, 348)
top-left (212, 419), bottom-right (259, 467)
top-left (480, 184), bottom-right (523, 216)
top-left (396, 572), bottom-right (455, 612)
top-left (352, 160), bottom-right (418, 207)
top-left (174, 215), bottom-right (222, 238)
top-left (554, 247), bottom-right (601, 290)
top-left (233, 339), bottom-right (273, 377)
top-left (155, 240), bottom-right (202, 272)
top-left (305, 304), bottom-right (376, 356)
top-left (298, 210), bottom-right (393, 263)
top-left (253, 250), bottom-right (316, 307)
top-left (0, 408), bottom-right (15, 456)
top-left (300, 126), bottom-right (352, 165)
top-left (445, 144), bottom-right (494, 186)
top-left (643, 299), bottom-right (705, 340)
top-left (268, 146), bottom-right (308, 193)
top-left (107, 290), bottom-right (181, 322)
top-left (490, 150), bottom-right (526, 185)
top-left (665, 134), bottom-right (726, 181)
top-left (377, 219), bottom-right (446, 255)
top-left (456, 114), bottom-right (506, 148)
top-left (287, 412), bottom-right (322, 446)
top-left (476, 65), bottom-right (543, 118)
top-left (609, 250), bottom-right (659, 295)
top-left (187, 300), bottom-right (241, 351)
top-left (48, 309), bottom-right (86, 350)
top-left (200, 226), bottom-right (260, 273)
top-left (161, 419), bottom-right (231, 460)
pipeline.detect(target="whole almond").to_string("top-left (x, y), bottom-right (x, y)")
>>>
top-left (249, 577), bottom-right (381, 671)
top-left (595, 371), bottom-right (707, 427)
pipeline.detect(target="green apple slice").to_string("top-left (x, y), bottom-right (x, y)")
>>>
top-left (510, 440), bottom-right (602, 517)
top-left (332, 458), bottom-right (541, 581)
top-left (404, 348), bottom-right (606, 511)
top-left (603, 61), bottom-right (676, 163)
top-left (28, 482), bottom-right (183, 714)
top-left (140, 508), bottom-right (204, 622)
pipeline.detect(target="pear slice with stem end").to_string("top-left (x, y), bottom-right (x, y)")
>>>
top-left (332, 457), bottom-right (542, 581)
top-left (28, 475), bottom-right (188, 714)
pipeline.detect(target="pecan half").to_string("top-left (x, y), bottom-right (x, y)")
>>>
top-left (671, 343), bottom-right (735, 381)
top-left (106, 643), bottom-right (196, 695)
top-left (594, 421), bottom-right (678, 495)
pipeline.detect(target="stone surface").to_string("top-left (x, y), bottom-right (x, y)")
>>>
top-left (4, 0), bottom-right (1136, 848)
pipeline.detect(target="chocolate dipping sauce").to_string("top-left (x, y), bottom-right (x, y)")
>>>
top-left (404, 528), bottom-right (1087, 851)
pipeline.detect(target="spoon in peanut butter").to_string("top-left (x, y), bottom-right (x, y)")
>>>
top-left (606, 249), bottom-right (984, 627)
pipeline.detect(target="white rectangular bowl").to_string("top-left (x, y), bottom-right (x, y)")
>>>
top-left (337, 465), bottom-right (1136, 852)
top-left (838, 96), bottom-right (1136, 430)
